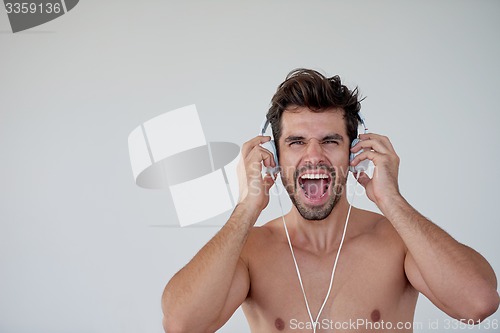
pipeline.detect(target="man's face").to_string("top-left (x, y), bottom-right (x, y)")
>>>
top-left (278, 107), bottom-right (350, 221)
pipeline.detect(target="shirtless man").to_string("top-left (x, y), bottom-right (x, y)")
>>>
top-left (162, 69), bottom-right (499, 332)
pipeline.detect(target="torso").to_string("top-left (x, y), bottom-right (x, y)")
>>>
top-left (240, 208), bottom-right (419, 332)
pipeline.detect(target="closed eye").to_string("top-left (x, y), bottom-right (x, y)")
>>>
top-left (284, 134), bottom-right (343, 147)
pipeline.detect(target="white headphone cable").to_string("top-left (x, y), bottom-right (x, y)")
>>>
top-left (275, 172), bottom-right (361, 332)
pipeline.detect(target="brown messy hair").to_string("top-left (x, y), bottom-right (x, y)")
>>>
top-left (266, 68), bottom-right (363, 156)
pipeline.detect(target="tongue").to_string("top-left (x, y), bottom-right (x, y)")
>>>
top-left (303, 179), bottom-right (327, 200)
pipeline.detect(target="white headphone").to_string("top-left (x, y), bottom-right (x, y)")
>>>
top-left (259, 118), bottom-right (279, 176)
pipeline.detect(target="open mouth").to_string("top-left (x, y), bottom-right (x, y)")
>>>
top-left (298, 173), bottom-right (331, 200)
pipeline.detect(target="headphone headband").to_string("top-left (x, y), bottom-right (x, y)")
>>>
top-left (260, 118), bottom-right (271, 136)
top-left (358, 112), bottom-right (368, 134)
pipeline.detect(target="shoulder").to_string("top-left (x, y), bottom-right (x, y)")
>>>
top-left (353, 208), bottom-right (395, 234)
top-left (350, 207), bottom-right (406, 251)
top-left (240, 217), bottom-right (284, 261)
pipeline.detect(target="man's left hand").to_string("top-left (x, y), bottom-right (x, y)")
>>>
top-left (350, 133), bottom-right (402, 207)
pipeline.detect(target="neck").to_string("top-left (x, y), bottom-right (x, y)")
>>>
top-left (286, 194), bottom-right (351, 254)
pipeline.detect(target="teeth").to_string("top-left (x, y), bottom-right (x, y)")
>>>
top-left (300, 173), bottom-right (329, 179)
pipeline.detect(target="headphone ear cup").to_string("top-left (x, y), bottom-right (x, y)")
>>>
top-left (260, 140), bottom-right (279, 175)
top-left (270, 140), bottom-right (279, 167)
top-left (350, 138), bottom-right (372, 173)
top-left (349, 138), bottom-right (361, 173)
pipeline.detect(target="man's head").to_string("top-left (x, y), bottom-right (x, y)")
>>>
top-left (267, 68), bottom-right (362, 155)
top-left (266, 69), bottom-right (363, 221)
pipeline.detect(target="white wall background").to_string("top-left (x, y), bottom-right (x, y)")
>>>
top-left (1, 1), bottom-right (499, 332)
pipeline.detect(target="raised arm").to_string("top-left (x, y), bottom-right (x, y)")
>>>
top-left (350, 133), bottom-right (499, 322)
top-left (161, 135), bottom-right (277, 332)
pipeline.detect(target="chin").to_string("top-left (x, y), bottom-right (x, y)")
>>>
top-left (290, 188), bottom-right (342, 221)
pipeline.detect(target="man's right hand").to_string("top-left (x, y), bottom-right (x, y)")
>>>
top-left (237, 135), bottom-right (277, 212)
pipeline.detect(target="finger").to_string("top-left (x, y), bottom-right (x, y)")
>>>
top-left (356, 171), bottom-right (371, 188)
top-left (350, 138), bottom-right (390, 155)
top-left (245, 148), bottom-right (275, 177)
top-left (241, 136), bottom-right (272, 158)
top-left (262, 173), bottom-right (276, 195)
top-left (247, 146), bottom-right (276, 168)
top-left (350, 150), bottom-right (379, 167)
top-left (358, 133), bottom-right (396, 153)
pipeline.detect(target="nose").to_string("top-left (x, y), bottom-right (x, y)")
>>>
top-left (303, 138), bottom-right (326, 166)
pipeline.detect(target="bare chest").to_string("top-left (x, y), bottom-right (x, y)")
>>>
top-left (242, 235), bottom-right (418, 332)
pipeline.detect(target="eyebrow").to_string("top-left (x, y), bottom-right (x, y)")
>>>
top-left (323, 134), bottom-right (344, 142)
top-left (284, 133), bottom-right (345, 142)
top-left (284, 136), bottom-right (306, 143)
